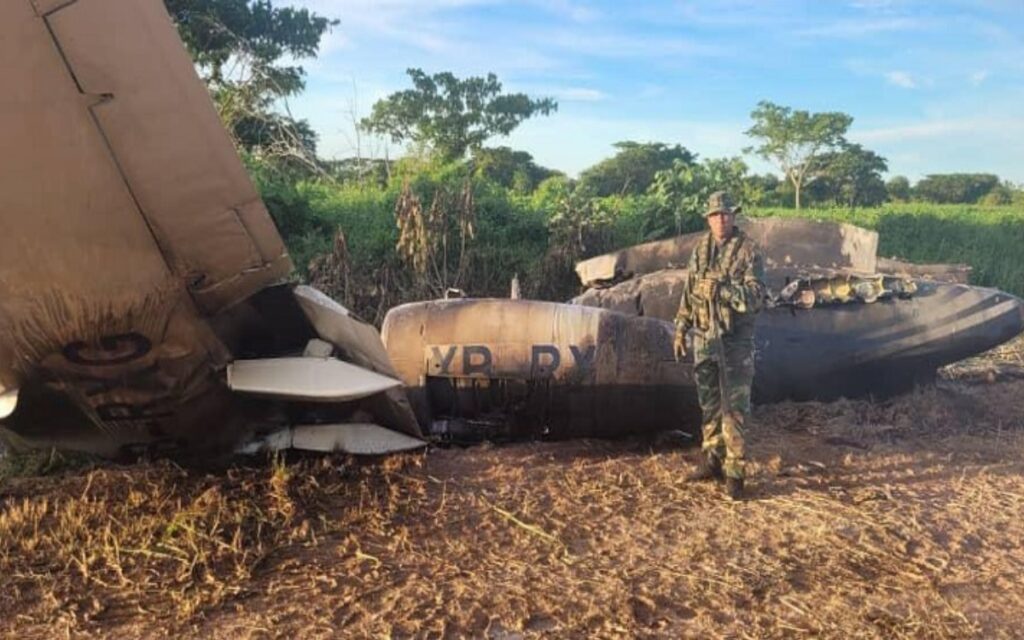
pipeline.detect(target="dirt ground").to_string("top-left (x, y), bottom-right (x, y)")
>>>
top-left (1, 342), bottom-right (1023, 638)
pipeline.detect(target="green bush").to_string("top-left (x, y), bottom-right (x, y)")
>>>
top-left (254, 146), bottom-right (1024, 317)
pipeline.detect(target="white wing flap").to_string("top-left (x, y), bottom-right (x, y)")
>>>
top-left (0, 389), bottom-right (19, 420)
top-left (237, 423), bottom-right (426, 456)
top-left (227, 358), bottom-right (402, 402)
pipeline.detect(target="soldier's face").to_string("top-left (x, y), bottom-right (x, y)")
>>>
top-left (707, 210), bottom-right (734, 242)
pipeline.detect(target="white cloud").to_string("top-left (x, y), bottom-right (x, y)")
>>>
top-left (849, 0), bottom-right (896, 10)
top-left (543, 30), bottom-right (726, 59)
top-left (638, 84), bottom-right (667, 99)
top-left (670, 1), bottom-right (794, 29)
top-left (285, 0), bottom-right (490, 54)
top-left (796, 17), bottom-right (927, 38)
top-left (530, 0), bottom-right (601, 22)
top-left (970, 70), bottom-right (991, 85)
top-left (553, 87), bottom-right (608, 102)
top-left (854, 117), bottom-right (1024, 143)
top-left (289, 0), bottom-right (496, 12)
top-left (885, 70), bottom-right (917, 89)
top-left (852, 116), bottom-right (1024, 181)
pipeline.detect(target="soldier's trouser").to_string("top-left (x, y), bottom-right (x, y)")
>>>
top-left (693, 332), bottom-right (755, 480)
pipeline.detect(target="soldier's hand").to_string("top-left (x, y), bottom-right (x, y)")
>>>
top-left (673, 326), bottom-right (687, 360)
top-left (695, 277), bottom-right (719, 300)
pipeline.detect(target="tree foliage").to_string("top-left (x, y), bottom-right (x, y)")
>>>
top-left (806, 143), bottom-right (888, 208)
top-left (914, 174), bottom-right (1001, 204)
top-left (745, 101), bottom-right (852, 209)
top-left (977, 182), bottom-right (1018, 206)
top-left (471, 147), bottom-right (560, 193)
top-left (886, 176), bottom-right (912, 202)
top-left (650, 157), bottom-right (754, 236)
top-left (165, 0), bottom-right (335, 163)
top-left (578, 142), bottom-right (695, 197)
top-left (323, 157), bottom-right (391, 187)
top-left (361, 69), bottom-right (557, 161)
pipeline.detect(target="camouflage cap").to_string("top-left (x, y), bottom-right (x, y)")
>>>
top-left (705, 191), bottom-right (742, 217)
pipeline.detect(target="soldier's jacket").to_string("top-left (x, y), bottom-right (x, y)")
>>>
top-left (675, 228), bottom-right (767, 339)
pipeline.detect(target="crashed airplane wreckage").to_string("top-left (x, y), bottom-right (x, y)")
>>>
top-left (378, 259), bottom-right (1023, 444)
top-left (2, 1), bottom-right (1022, 458)
top-left (0, 0), bottom-right (423, 457)
top-left (571, 217), bottom-right (1024, 403)
top-left (374, 219), bottom-right (1023, 445)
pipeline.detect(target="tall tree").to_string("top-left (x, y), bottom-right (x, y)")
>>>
top-left (886, 175), bottom-right (912, 202)
top-left (808, 143), bottom-right (888, 208)
top-left (578, 142), bottom-right (695, 197)
top-left (471, 147), bottom-right (560, 193)
top-left (165, 0), bottom-right (336, 162)
top-left (745, 101), bottom-right (852, 209)
top-left (361, 69), bottom-right (557, 161)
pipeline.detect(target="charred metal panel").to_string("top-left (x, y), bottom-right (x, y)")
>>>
top-left (573, 269), bottom-right (688, 321)
top-left (576, 234), bottom-right (702, 287)
top-left (576, 218), bottom-right (879, 287)
top-left (876, 258), bottom-right (972, 284)
top-left (748, 218), bottom-right (877, 272)
top-left (574, 271), bottom-right (1024, 402)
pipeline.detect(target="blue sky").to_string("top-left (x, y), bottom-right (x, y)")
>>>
top-left (282, 0), bottom-right (1024, 182)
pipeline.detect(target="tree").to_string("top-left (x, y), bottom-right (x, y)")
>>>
top-left (361, 69), bottom-right (557, 161)
top-left (471, 147), bottom-right (560, 193)
top-left (165, 0), bottom-right (336, 163)
top-left (978, 181), bottom-right (1019, 206)
top-left (322, 157), bottom-right (391, 187)
top-left (807, 143), bottom-right (888, 208)
top-left (886, 175), bottom-right (912, 202)
top-left (578, 142), bottom-right (695, 197)
top-left (745, 101), bottom-right (852, 209)
top-left (746, 173), bottom-right (784, 206)
top-left (650, 157), bottom-right (752, 236)
top-left (915, 174), bottom-right (1001, 204)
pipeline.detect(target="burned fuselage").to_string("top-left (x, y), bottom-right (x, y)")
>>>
top-left (572, 218), bottom-right (1024, 402)
top-left (382, 299), bottom-right (700, 442)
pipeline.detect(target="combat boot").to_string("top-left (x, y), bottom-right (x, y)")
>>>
top-left (687, 452), bottom-right (723, 482)
top-left (725, 477), bottom-right (744, 501)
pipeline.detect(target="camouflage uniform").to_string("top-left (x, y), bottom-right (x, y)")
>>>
top-left (675, 194), bottom-right (766, 481)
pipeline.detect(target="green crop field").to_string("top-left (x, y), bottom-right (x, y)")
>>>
top-left (749, 204), bottom-right (1024, 297)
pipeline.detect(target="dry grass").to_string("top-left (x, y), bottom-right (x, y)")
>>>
top-left (2, 366), bottom-right (1024, 637)
top-left (941, 333), bottom-right (1024, 382)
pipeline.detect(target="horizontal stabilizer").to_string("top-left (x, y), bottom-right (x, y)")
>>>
top-left (0, 389), bottom-right (18, 420)
top-left (227, 358), bottom-right (401, 402)
top-left (237, 423), bottom-right (426, 455)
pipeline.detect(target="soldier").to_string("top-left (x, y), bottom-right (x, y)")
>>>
top-left (674, 191), bottom-right (766, 500)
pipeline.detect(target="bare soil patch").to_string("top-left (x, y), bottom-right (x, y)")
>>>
top-left (2, 341), bottom-right (1023, 638)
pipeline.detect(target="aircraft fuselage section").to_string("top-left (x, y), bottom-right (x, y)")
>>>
top-left (425, 343), bottom-right (598, 379)
top-left (382, 299), bottom-right (700, 441)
